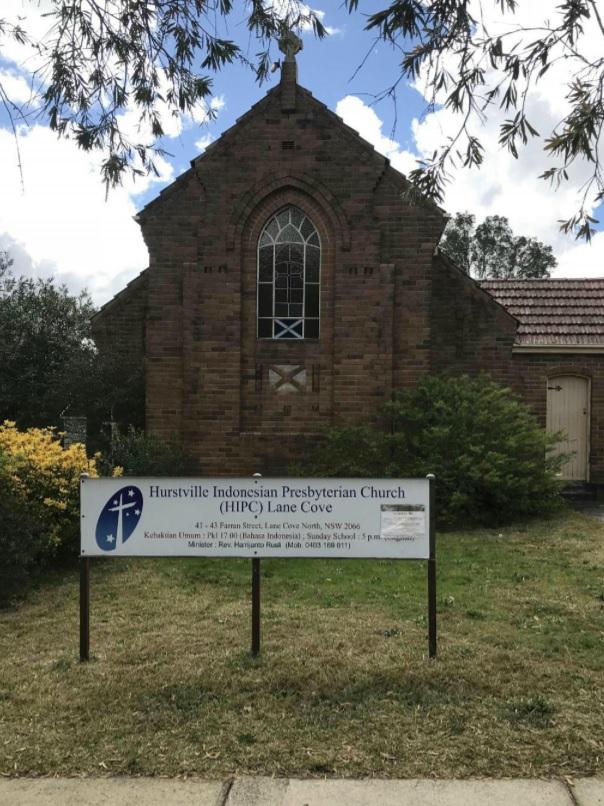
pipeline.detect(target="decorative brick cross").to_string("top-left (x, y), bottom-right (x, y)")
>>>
top-left (268, 364), bottom-right (306, 394)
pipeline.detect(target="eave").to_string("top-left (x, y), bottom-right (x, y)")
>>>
top-left (513, 344), bottom-right (604, 355)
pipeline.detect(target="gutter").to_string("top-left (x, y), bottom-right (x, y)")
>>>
top-left (513, 344), bottom-right (604, 355)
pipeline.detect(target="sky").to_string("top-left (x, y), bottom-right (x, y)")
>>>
top-left (1, 0), bottom-right (604, 305)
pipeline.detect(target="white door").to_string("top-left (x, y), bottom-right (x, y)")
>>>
top-left (546, 376), bottom-right (590, 481)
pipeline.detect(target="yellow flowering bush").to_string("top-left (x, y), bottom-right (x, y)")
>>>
top-left (0, 421), bottom-right (98, 557)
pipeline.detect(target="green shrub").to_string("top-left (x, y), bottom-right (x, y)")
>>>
top-left (98, 427), bottom-right (194, 476)
top-left (0, 455), bottom-right (46, 606)
top-left (296, 375), bottom-right (565, 527)
top-left (0, 495), bottom-right (44, 606)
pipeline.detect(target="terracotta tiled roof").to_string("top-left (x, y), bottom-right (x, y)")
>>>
top-left (480, 279), bottom-right (604, 347)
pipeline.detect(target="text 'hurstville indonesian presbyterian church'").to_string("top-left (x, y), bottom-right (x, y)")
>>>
top-left (92, 36), bottom-right (604, 484)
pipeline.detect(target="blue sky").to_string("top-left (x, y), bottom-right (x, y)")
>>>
top-left (1, 1), bottom-right (603, 304)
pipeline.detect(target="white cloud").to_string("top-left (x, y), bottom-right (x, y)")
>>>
top-left (0, 70), bottom-right (33, 105)
top-left (114, 86), bottom-right (226, 145)
top-left (0, 96), bottom-right (232, 301)
top-left (0, 0), bottom-right (227, 306)
top-left (335, 92), bottom-right (604, 277)
top-left (336, 96), bottom-right (418, 176)
top-left (267, 1), bottom-right (341, 36)
top-left (0, 2), bottom-right (152, 303)
top-left (0, 124), bottom-right (164, 304)
top-left (0, 0), bottom-right (55, 68)
top-left (556, 232), bottom-right (604, 279)
top-left (0, 92), bottom-right (226, 304)
top-left (337, 0), bottom-right (604, 278)
top-left (195, 133), bottom-right (214, 153)
top-left (190, 94), bottom-right (225, 127)
top-left (0, 232), bottom-right (57, 281)
top-left (336, 91), bottom-right (604, 277)
top-left (1, 1), bottom-right (226, 144)
top-left (192, 98), bottom-right (225, 152)
top-left (413, 1), bottom-right (604, 276)
top-left (310, 9), bottom-right (341, 37)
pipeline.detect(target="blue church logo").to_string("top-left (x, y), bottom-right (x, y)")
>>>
top-left (95, 485), bottom-right (143, 552)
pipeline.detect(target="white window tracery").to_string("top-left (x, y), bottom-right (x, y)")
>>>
top-left (257, 206), bottom-right (320, 339)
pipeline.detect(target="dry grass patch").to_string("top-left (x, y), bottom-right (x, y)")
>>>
top-left (1, 509), bottom-right (603, 778)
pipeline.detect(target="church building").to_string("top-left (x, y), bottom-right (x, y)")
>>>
top-left (92, 41), bottom-right (604, 485)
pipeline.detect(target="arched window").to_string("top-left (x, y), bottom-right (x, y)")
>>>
top-left (257, 206), bottom-right (320, 339)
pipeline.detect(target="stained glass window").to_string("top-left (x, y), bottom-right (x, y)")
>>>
top-left (257, 206), bottom-right (321, 339)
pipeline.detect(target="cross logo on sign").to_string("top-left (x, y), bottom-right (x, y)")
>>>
top-left (95, 485), bottom-right (143, 552)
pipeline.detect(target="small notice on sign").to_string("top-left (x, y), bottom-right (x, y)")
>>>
top-left (380, 504), bottom-right (426, 544)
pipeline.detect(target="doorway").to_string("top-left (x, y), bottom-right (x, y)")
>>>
top-left (546, 375), bottom-right (590, 481)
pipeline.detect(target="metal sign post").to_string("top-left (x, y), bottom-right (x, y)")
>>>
top-left (427, 474), bottom-right (437, 658)
top-left (251, 558), bottom-right (261, 656)
top-left (79, 557), bottom-right (90, 662)
top-left (251, 472), bottom-right (262, 657)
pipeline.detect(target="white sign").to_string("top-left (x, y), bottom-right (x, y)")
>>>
top-left (80, 477), bottom-right (430, 559)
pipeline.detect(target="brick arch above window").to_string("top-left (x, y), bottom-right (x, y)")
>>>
top-left (226, 173), bottom-right (351, 252)
top-left (240, 187), bottom-right (337, 356)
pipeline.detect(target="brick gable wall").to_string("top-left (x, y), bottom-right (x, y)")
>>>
top-left (94, 73), bottom-right (604, 483)
top-left (130, 75), bottom-right (451, 473)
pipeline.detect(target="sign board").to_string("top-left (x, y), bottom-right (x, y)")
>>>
top-left (81, 477), bottom-right (430, 559)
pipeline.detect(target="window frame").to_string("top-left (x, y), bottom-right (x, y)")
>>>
top-left (256, 206), bottom-right (321, 341)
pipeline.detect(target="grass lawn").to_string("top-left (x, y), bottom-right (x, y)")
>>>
top-left (1, 509), bottom-right (603, 779)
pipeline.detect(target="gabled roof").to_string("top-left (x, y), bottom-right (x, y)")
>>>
top-left (481, 279), bottom-right (604, 349)
top-left (136, 77), bottom-right (447, 224)
top-left (91, 268), bottom-right (149, 324)
top-left (97, 68), bottom-right (449, 324)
